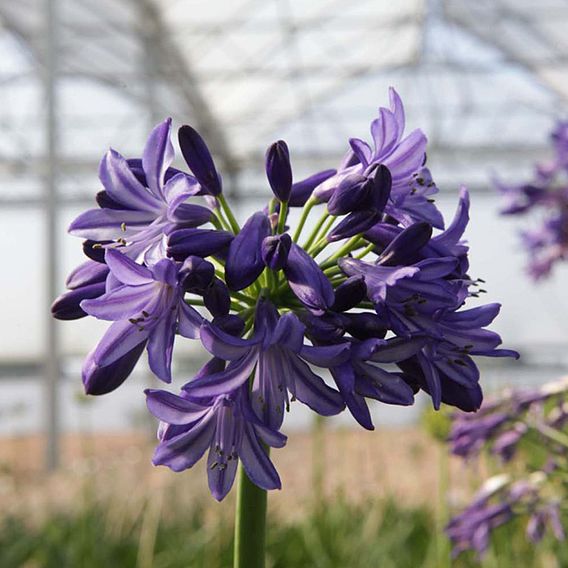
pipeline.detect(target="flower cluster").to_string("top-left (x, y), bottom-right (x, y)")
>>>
top-left (447, 377), bottom-right (568, 558)
top-left (496, 121), bottom-right (568, 279)
top-left (53, 89), bottom-right (516, 500)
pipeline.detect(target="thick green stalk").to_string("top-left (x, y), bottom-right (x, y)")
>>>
top-left (233, 465), bottom-right (268, 568)
top-left (302, 210), bottom-right (331, 250)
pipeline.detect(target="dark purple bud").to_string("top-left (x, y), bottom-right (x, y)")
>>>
top-left (300, 312), bottom-right (346, 342)
top-left (377, 222), bottom-right (432, 266)
top-left (51, 282), bottom-right (107, 320)
top-left (342, 312), bottom-right (388, 340)
top-left (203, 277), bottom-right (230, 316)
top-left (225, 212), bottom-right (271, 290)
top-left (265, 140), bottom-right (292, 202)
top-left (180, 256), bottom-right (215, 292)
top-left (95, 190), bottom-right (124, 210)
top-left (284, 243), bottom-right (335, 315)
top-left (167, 228), bottom-right (233, 261)
top-left (168, 203), bottom-right (214, 227)
top-left (178, 125), bottom-right (222, 195)
top-left (83, 340), bottom-right (146, 395)
top-left (327, 210), bottom-right (382, 242)
top-left (212, 314), bottom-right (245, 337)
top-left (262, 233), bottom-right (292, 271)
top-left (327, 174), bottom-right (374, 216)
top-left (289, 169), bottom-right (336, 206)
top-left (83, 240), bottom-right (112, 263)
top-left (331, 276), bottom-right (366, 312)
top-left (366, 163), bottom-right (392, 212)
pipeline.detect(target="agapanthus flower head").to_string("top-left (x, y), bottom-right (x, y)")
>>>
top-left (496, 119), bottom-right (568, 279)
top-left (54, 88), bottom-right (516, 501)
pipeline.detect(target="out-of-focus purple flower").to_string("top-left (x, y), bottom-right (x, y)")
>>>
top-left (266, 140), bottom-right (293, 202)
top-left (80, 249), bottom-right (202, 393)
top-left (146, 384), bottom-right (286, 500)
top-left (69, 119), bottom-right (213, 263)
top-left (496, 120), bottom-right (568, 279)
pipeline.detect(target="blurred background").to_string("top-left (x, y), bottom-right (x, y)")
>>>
top-left (2, 0), bottom-right (568, 566)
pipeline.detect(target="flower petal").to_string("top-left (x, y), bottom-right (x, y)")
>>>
top-left (99, 149), bottom-right (162, 212)
top-left (147, 308), bottom-right (177, 382)
top-left (145, 389), bottom-right (210, 424)
top-left (104, 248), bottom-right (153, 285)
top-left (81, 282), bottom-right (155, 321)
top-left (142, 118), bottom-right (174, 198)
top-left (240, 421), bottom-right (282, 491)
top-left (225, 212), bottom-right (271, 291)
top-left (68, 208), bottom-right (156, 240)
top-left (92, 319), bottom-right (150, 367)
top-left (284, 243), bottom-right (334, 315)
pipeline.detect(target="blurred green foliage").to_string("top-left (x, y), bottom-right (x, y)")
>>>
top-left (0, 496), bottom-right (567, 567)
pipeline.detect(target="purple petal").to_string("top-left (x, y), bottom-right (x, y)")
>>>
top-left (164, 172), bottom-right (200, 211)
top-left (104, 248), bottom-right (153, 285)
top-left (142, 118), bottom-right (174, 198)
top-left (81, 282), bottom-right (155, 321)
top-left (367, 336), bottom-right (428, 363)
top-left (178, 301), bottom-right (203, 339)
top-left (331, 363), bottom-right (374, 430)
top-left (289, 169), bottom-right (336, 207)
top-left (65, 260), bottom-right (109, 289)
top-left (207, 443), bottom-right (239, 501)
top-left (186, 350), bottom-right (259, 398)
top-left (99, 149), bottom-right (162, 212)
top-left (145, 389), bottom-right (210, 424)
top-left (382, 129), bottom-right (427, 184)
top-left (82, 339), bottom-right (146, 395)
top-left (371, 108), bottom-right (401, 157)
top-left (300, 343), bottom-right (351, 367)
top-left (167, 228), bottom-right (233, 260)
top-left (147, 308), bottom-right (177, 382)
top-left (200, 321), bottom-right (257, 359)
top-left (225, 212), bottom-right (271, 291)
top-left (272, 313), bottom-right (305, 353)
top-left (288, 355), bottom-right (345, 417)
top-left (240, 422), bottom-right (282, 491)
top-left (51, 282), bottom-right (106, 320)
top-left (284, 243), bottom-right (334, 315)
top-left (92, 319), bottom-right (150, 367)
top-left (355, 363), bottom-right (415, 405)
top-left (68, 208), bottom-right (156, 240)
top-left (153, 416), bottom-right (215, 472)
top-left (349, 138), bottom-right (372, 166)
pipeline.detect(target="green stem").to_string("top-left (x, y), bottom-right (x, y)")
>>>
top-left (233, 464), bottom-right (267, 568)
top-left (277, 201), bottom-right (288, 234)
top-left (218, 194), bottom-right (241, 234)
top-left (302, 210), bottom-right (330, 250)
top-left (292, 197), bottom-right (317, 242)
top-left (319, 235), bottom-right (365, 270)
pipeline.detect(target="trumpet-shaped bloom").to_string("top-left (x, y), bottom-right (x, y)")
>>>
top-left (69, 119), bottom-right (213, 263)
top-left (80, 249), bottom-right (202, 393)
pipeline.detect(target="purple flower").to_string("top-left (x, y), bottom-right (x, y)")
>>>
top-left (185, 300), bottom-right (346, 430)
top-left (146, 384), bottom-right (286, 500)
top-left (80, 249), bottom-right (202, 393)
top-left (289, 169), bottom-right (336, 207)
top-left (314, 88), bottom-right (443, 228)
top-left (69, 119), bottom-right (213, 262)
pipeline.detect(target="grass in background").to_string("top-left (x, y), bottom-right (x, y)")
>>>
top-left (1, 495), bottom-right (567, 568)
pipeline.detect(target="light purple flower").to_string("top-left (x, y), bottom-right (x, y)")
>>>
top-left (80, 249), bottom-right (202, 393)
top-left (69, 119), bottom-right (213, 263)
